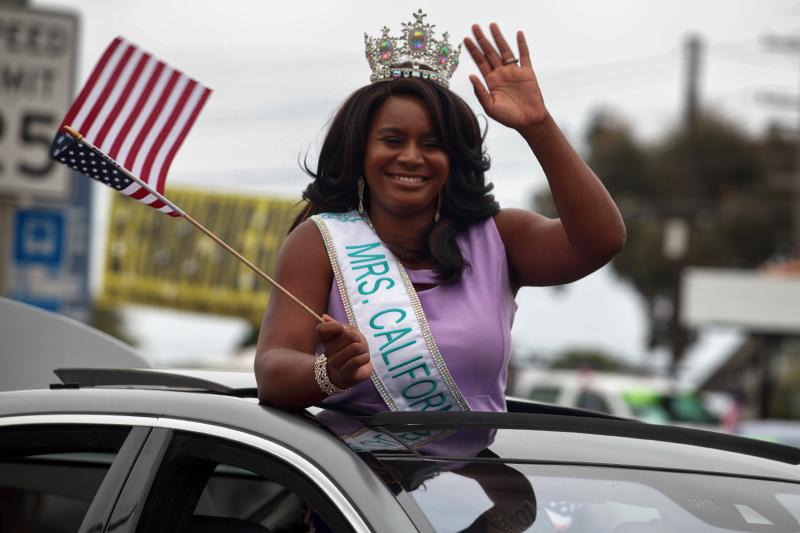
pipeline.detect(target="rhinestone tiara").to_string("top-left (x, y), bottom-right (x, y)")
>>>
top-left (364, 9), bottom-right (461, 88)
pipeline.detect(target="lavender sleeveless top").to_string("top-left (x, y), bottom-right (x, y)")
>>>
top-left (323, 215), bottom-right (517, 412)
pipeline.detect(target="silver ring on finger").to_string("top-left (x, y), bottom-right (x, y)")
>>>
top-left (503, 57), bottom-right (519, 65)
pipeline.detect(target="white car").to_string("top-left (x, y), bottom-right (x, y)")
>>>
top-left (511, 368), bottom-right (721, 428)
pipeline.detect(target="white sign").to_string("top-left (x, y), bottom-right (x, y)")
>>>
top-left (682, 267), bottom-right (800, 334)
top-left (0, 7), bottom-right (77, 199)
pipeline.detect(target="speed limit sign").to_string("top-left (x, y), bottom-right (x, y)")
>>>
top-left (0, 7), bottom-right (77, 199)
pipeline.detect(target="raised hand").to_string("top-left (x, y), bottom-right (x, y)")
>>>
top-left (464, 23), bottom-right (549, 131)
top-left (316, 315), bottom-right (373, 390)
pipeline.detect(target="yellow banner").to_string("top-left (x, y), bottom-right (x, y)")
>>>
top-left (101, 187), bottom-right (300, 325)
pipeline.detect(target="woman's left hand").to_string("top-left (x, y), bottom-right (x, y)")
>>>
top-left (464, 23), bottom-right (548, 132)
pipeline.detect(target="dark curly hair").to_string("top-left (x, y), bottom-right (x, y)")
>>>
top-left (292, 78), bottom-right (499, 283)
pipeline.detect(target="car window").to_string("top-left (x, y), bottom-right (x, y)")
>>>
top-left (576, 389), bottom-right (611, 414)
top-left (381, 460), bottom-right (800, 532)
top-left (0, 424), bottom-right (132, 533)
top-left (195, 464), bottom-right (308, 530)
top-left (136, 432), bottom-right (354, 533)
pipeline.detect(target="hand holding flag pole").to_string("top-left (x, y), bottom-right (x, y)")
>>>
top-left (53, 38), bottom-right (322, 324)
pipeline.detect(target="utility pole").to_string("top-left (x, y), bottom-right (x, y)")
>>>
top-left (685, 34), bottom-right (703, 131)
top-left (668, 34), bottom-right (703, 377)
top-left (761, 33), bottom-right (800, 256)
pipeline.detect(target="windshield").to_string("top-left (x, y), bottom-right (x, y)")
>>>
top-left (381, 461), bottom-right (800, 532)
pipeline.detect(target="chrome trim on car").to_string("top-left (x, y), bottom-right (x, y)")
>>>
top-left (154, 417), bottom-right (370, 532)
top-left (0, 414), bottom-right (157, 427)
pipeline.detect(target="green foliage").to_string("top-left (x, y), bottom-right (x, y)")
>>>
top-left (548, 348), bottom-right (627, 372)
top-left (535, 110), bottom-right (794, 353)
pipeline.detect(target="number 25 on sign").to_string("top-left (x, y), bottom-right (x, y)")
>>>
top-left (0, 7), bottom-right (77, 199)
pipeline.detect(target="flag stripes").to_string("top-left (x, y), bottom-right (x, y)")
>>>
top-left (157, 86), bottom-right (211, 193)
top-left (108, 59), bottom-right (164, 161)
top-left (60, 37), bottom-right (123, 135)
top-left (92, 48), bottom-right (146, 148)
top-left (55, 36), bottom-right (211, 212)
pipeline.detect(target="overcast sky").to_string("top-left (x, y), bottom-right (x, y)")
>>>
top-left (34, 0), bottom-right (800, 379)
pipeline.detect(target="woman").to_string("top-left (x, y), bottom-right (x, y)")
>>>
top-left (255, 17), bottom-right (625, 411)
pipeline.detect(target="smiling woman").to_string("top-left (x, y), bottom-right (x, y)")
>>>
top-left (254, 10), bottom-right (626, 412)
top-left (363, 95), bottom-right (449, 222)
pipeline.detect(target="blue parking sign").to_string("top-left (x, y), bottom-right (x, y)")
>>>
top-left (13, 210), bottom-right (65, 267)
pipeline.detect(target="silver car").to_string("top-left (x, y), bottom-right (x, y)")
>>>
top-left (2, 300), bottom-right (800, 532)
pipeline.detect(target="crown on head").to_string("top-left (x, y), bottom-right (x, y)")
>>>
top-left (364, 9), bottom-right (461, 88)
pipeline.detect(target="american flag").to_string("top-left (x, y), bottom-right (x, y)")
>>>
top-left (54, 135), bottom-right (183, 217)
top-left (51, 36), bottom-right (211, 215)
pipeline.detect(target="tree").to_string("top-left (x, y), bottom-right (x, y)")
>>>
top-left (548, 348), bottom-right (628, 372)
top-left (535, 110), bottom-right (794, 359)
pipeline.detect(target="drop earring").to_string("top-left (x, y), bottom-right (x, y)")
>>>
top-left (357, 178), bottom-right (365, 216)
top-left (434, 194), bottom-right (441, 223)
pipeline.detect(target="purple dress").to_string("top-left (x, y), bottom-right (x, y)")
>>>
top-left (323, 215), bottom-right (517, 413)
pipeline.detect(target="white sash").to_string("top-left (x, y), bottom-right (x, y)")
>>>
top-left (311, 211), bottom-right (469, 413)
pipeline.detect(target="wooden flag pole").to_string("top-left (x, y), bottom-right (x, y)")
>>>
top-left (179, 211), bottom-right (323, 323)
top-left (62, 126), bottom-right (323, 324)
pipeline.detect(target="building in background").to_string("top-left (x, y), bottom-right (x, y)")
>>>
top-left (682, 263), bottom-right (800, 420)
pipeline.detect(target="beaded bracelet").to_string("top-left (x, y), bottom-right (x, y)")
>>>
top-left (314, 353), bottom-right (346, 396)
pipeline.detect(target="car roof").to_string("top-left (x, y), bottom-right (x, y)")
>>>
top-left (0, 367), bottom-right (798, 485)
